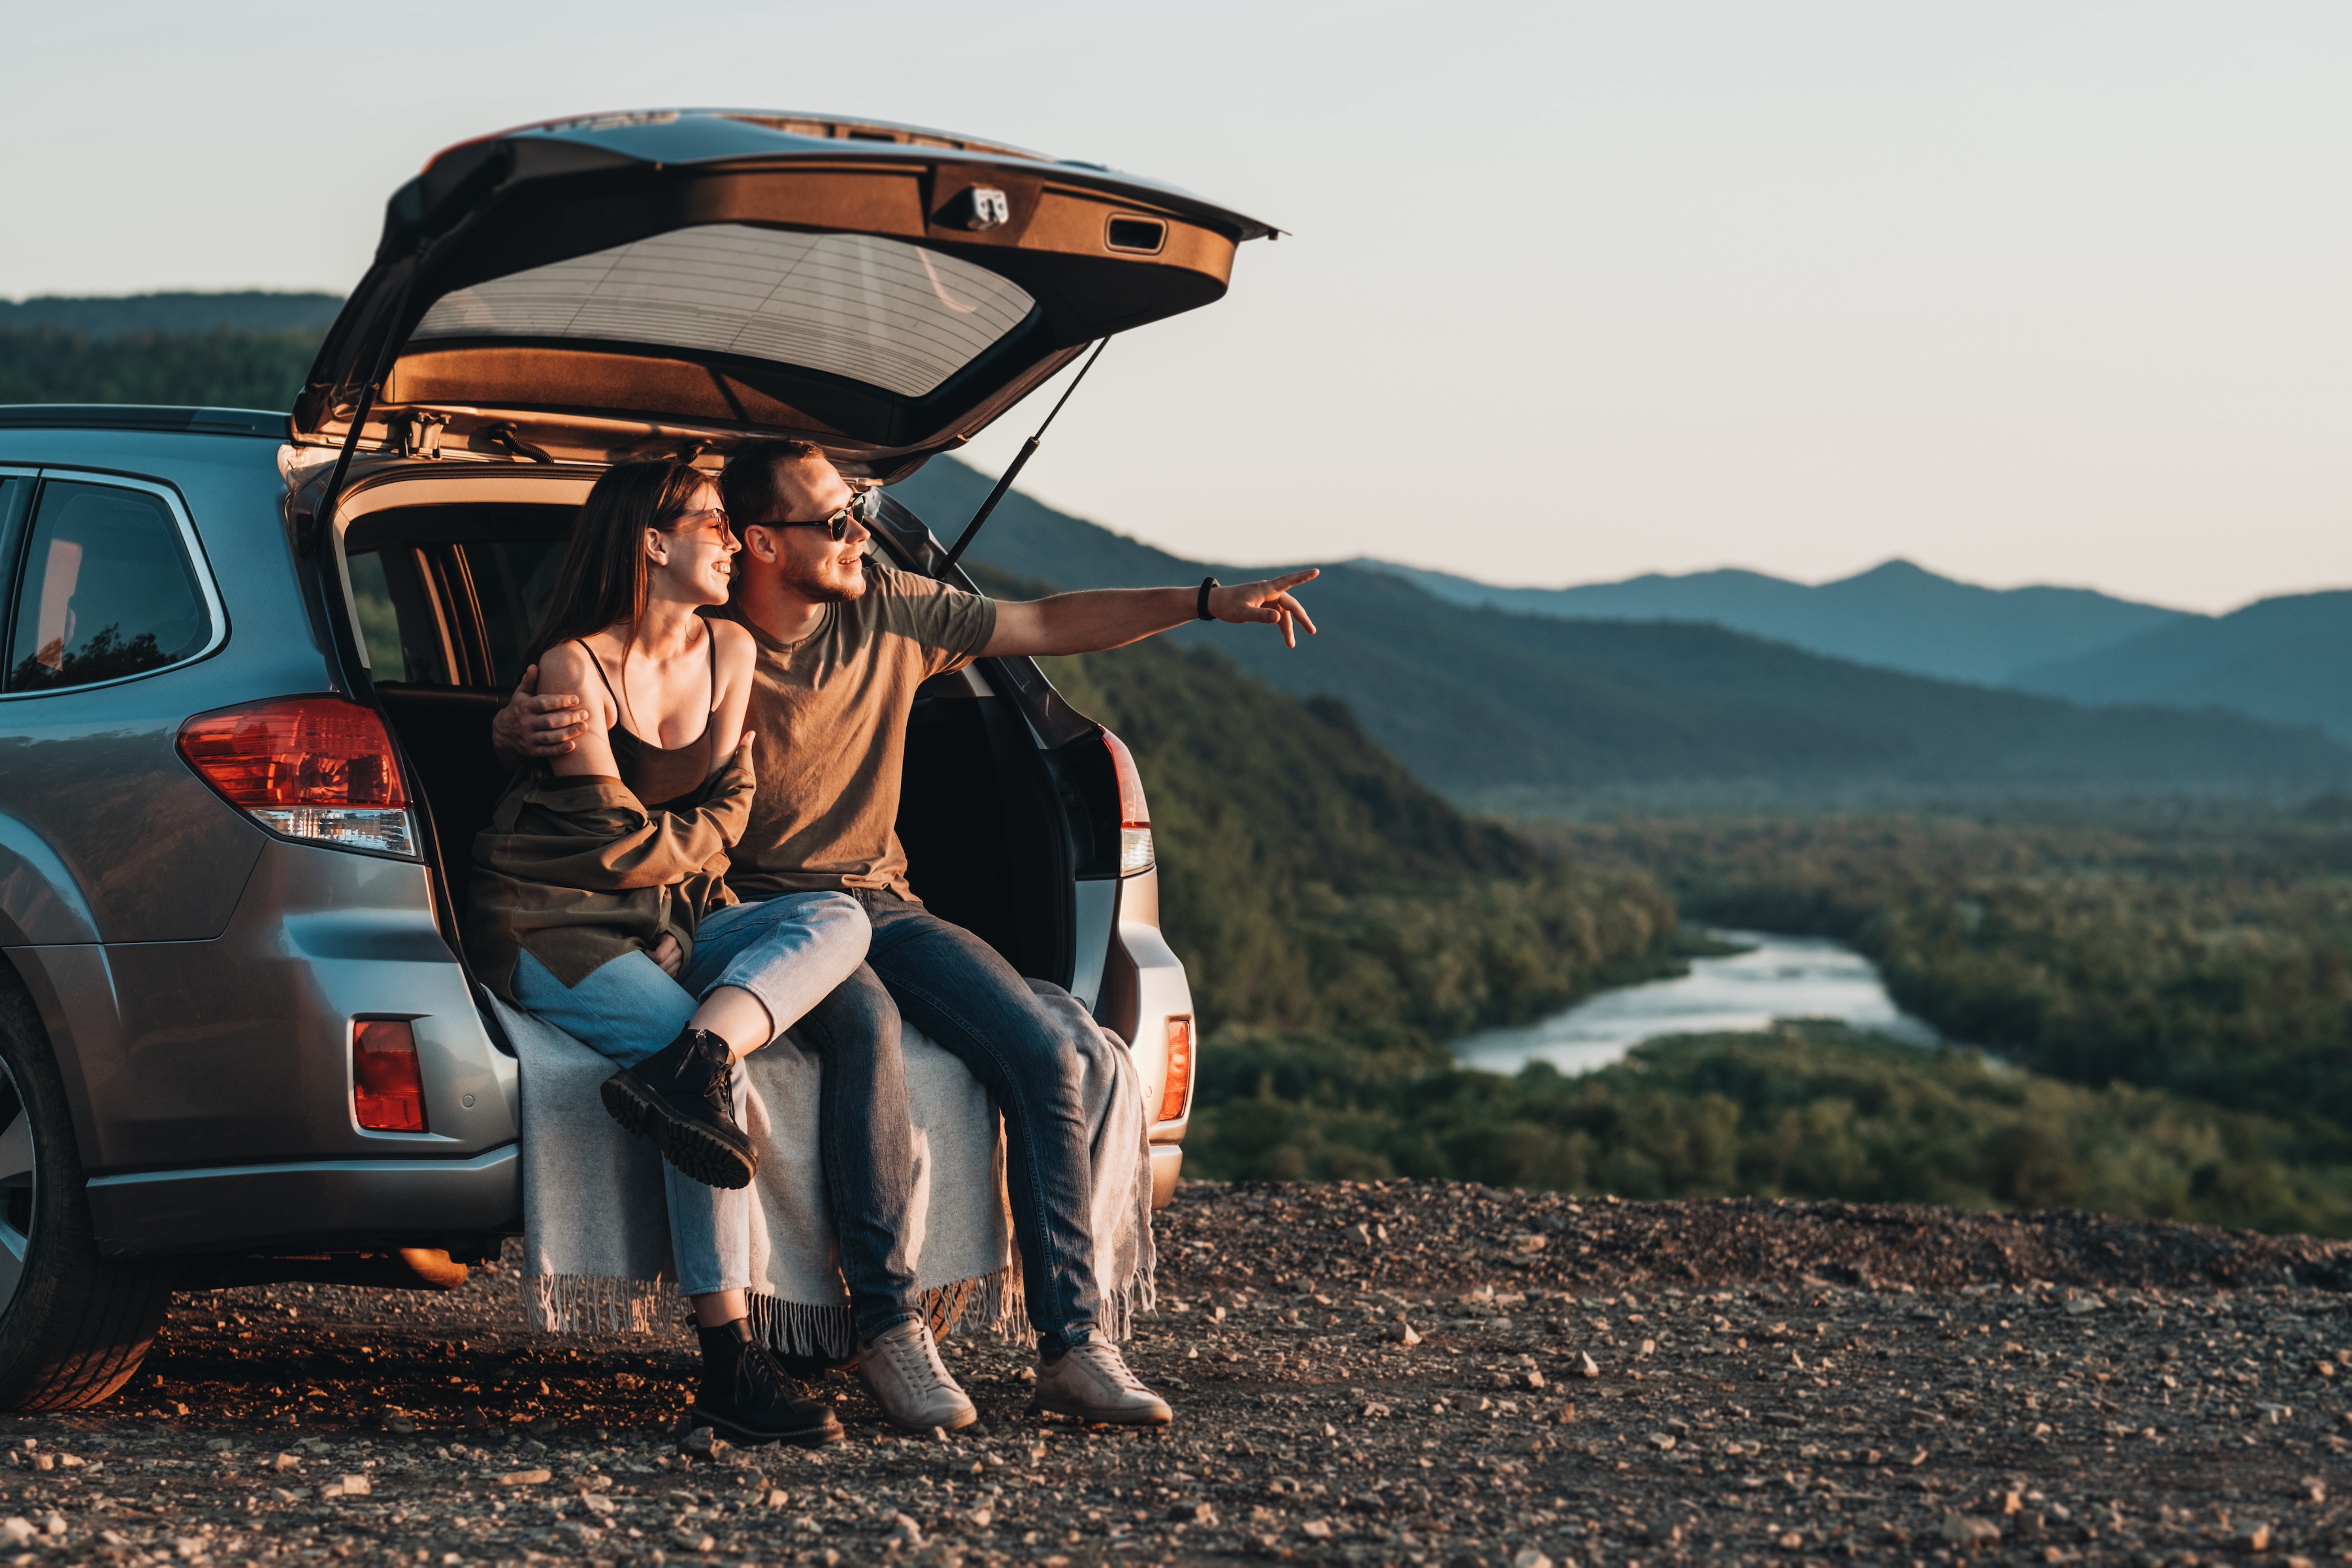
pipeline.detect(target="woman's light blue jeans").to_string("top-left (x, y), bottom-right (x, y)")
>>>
top-left (512, 890), bottom-right (868, 1296)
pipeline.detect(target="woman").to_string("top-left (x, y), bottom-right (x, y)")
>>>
top-left (468, 457), bottom-right (866, 1446)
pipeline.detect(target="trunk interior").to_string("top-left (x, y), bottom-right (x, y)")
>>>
top-left (340, 499), bottom-right (1077, 989)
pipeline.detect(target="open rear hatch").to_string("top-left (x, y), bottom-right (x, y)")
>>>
top-left (295, 110), bottom-right (1276, 478)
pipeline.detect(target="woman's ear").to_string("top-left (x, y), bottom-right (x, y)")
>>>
top-left (644, 526), bottom-right (672, 567)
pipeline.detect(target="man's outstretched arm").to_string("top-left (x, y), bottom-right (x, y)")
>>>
top-left (979, 570), bottom-right (1320, 659)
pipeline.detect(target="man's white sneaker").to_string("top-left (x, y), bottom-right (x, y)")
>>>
top-left (1032, 1341), bottom-right (1173, 1426)
top-left (857, 1320), bottom-right (977, 1433)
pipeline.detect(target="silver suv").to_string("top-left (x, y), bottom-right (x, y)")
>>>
top-left (0, 110), bottom-right (1269, 1408)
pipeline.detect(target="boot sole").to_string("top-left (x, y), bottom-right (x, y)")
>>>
top-left (1030, 1394), bottom-right (1172, 1427)
top-left (601, 1073), bottom-right (756, 1190)
top-left (689, 1409), bottom-right (843, 1448)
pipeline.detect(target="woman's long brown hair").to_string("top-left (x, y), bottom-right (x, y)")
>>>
top-left (521, 459), bottom-right (711, 672)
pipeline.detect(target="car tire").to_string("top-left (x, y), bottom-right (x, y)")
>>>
top-left (0, 977), bottom-right (174, 1409)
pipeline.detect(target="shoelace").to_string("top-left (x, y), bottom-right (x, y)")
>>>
top-left (879, 1326), bottom-right (955, 1394)
top-left (1066, 1343), bottom-right (1150, 1393)
top-left (730, 1337), bottom-right (792, 1408)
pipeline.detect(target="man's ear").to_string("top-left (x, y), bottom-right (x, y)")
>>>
top-left (742, 525), bottom-right (782, 563)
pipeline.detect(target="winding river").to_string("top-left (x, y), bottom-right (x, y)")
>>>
top-left (1450, 928), bottom-right (1939, 1077)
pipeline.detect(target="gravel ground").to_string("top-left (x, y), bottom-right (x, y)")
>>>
top-left (8, 1180), bottom-right (2352, 1567)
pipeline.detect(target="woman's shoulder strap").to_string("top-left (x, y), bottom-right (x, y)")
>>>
top-left (573, 638), bottom-right (625, 708)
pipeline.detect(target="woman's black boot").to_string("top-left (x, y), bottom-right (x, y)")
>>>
top-left (691, 1319), bottom-right (843, 1447)
top-left (600, 1028), bottom-right (757, 1189)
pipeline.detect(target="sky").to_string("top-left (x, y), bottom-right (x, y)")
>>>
top-left (6, 1), bottom-right (2349, 613)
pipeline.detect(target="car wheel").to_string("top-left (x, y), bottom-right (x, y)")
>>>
top-left (0, 979), bottom-right (174, 1409)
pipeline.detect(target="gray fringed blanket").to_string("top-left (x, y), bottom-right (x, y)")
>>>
top-left (495, 981), bottom-right (1154, 1358)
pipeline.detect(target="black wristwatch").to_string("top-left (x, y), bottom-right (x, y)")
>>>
top-left (1197, 576), bottom-right (1220, 621)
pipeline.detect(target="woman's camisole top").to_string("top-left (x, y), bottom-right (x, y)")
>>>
top-left (579, 630), bottom-right (720, 812)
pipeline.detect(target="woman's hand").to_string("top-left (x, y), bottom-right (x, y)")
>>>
top-left (649, 933), bottom-right (685, 979)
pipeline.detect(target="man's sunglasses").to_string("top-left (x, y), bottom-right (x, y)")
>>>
top-left (756, 497), bottom-right (864, 542)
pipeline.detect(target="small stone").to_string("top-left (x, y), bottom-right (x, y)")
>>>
top-left (1552, 1402), bottom-right (1577, 1425)
top-left (1362, 1403), bottom-right (1391, 1418)
top-left (1579, 1352), bottom-right (1600, 1379)
top-left (1389, 1323), bottom-right (1422, 1347)
top-left (2238, 1524), bottom-right (2273, 1552)
top-left (1646, 1431), bottom-right (1676, 1450)
top-left (969, 1506), bottom-right (994, 1527)
top-left (497, 1468), bottom-right (551, 1486)
top-left (1300, 1520), bottom-right (1333, 1540)
top-left (1168, 1501), bottom-right (1216, 1524)
top-left (336, 1475), bottom-right (370, 1497)
top-left (1524, 1369), bottom-right (1544, 1390)
top-left (1940, 1513), bottom-right (2001, 1548)
top-left (671, 1527), bottom-right (716, 1552)
top-left (1511, 1550), bottom-right (1553, 1568)
top-left (272, 1453), bottom-right (302, 1472)
top-left (0, 1520), bottom-right (29, 1548)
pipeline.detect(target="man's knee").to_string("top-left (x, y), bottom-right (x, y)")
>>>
top-left (801, 964), bottom-right (898, 1058)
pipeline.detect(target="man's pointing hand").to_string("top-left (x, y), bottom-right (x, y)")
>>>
top-left (1208, 568), bottom-right (1320, 649)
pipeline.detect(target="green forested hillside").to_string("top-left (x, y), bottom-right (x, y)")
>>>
top-left (1537, 812), bottom-right (2352, 1132)
top-left (0, 326), bottom-right (320, 410)
top-left (0, 292), bottom-right (335, 411)
top-left (966, 564), bottom-right (1679, 1038)
top-left (1186, 1021), bottom-right (2352, 1237)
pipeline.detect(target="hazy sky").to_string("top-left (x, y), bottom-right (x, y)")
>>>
top-left (7, 2), bottom-right (2348, 612)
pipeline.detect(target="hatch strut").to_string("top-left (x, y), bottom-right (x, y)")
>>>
top-left (938, 338), bottom-right (1109, 576)
top-left (309, 250), bottom-right (425, 558)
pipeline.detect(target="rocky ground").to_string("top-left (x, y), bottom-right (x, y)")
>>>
top-left (8, 1181), bottom-right (2352, 1567)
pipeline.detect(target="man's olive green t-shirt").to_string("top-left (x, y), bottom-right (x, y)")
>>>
top-left (723, 563), bottom-right (998, 901)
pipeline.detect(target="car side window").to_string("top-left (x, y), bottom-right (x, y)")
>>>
top-left (6, 480), bottom-right (212, 693)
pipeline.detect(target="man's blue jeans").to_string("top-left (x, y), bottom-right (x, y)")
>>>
top-left (853, 888), bottom-right (1103, 1357)
top-left (683, 890), bottom-right (1107, 1354)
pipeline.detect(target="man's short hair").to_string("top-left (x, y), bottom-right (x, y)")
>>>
top-left (721, 438), bottom-right (828, 536)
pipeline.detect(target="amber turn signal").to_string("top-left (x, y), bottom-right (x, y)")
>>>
top-left (353, 1019), bottom-right (427, 1133)
top-left (1157, 1015), bottom-right (1195, 1124)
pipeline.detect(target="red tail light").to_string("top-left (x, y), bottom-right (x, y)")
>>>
top-left (178, 695), bottom-right (416, 855)
top-left (1157, 1015), bottom-right (1194, 1124)
top-left (1101, 729), bottom-right (1154, 875)
top-left (353, 1020), bottom-right (427, 1133)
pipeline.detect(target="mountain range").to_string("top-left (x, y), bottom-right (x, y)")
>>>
top-left (1357, 555), bottom-right (2352, 747)
top-left (893, 459), bottom-right (2351, 811)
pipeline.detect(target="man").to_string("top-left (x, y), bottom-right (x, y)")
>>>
top-left (495, 439), bottom-right (1316, 1431)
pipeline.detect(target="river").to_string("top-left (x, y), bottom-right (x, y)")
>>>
top-left (1450, 928), bottom-right (1939, 1077)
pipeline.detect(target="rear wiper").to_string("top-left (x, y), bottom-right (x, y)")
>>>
top-left (938, 338), bottom-right (1109, 576)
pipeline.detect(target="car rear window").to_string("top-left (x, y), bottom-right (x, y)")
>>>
top-left (6, 482), bottom-right (212, 693)
top-left (409, 225), bottom-right (1036, 398)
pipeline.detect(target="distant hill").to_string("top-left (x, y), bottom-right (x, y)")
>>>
top-left (895, 458), bottom-right (2352, 810)
top-left (2013, 589), bottom-right (2352, 743)
top-left (1354, 556), bottom-right (2195, 687)
top-left (0, 291), bottom-right (338, 412)
top-left (0, 292), bottom-right (342, 336)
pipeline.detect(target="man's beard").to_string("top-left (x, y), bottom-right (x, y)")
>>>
top-left (776, 552), bottom-right (867, 605)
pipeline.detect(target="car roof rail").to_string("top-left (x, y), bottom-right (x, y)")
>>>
top-left (0, 405), bottom-right (289, 438)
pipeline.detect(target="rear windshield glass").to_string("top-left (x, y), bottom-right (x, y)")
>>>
top-left (411, 225), bottom-right (1036, 398)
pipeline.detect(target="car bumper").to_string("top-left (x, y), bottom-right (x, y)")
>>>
top-left (86, 1145), bottom-right (521, 1258)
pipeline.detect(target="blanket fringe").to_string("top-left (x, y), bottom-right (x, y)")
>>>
top-left (527, 1273), bottom-right (673, 1336)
